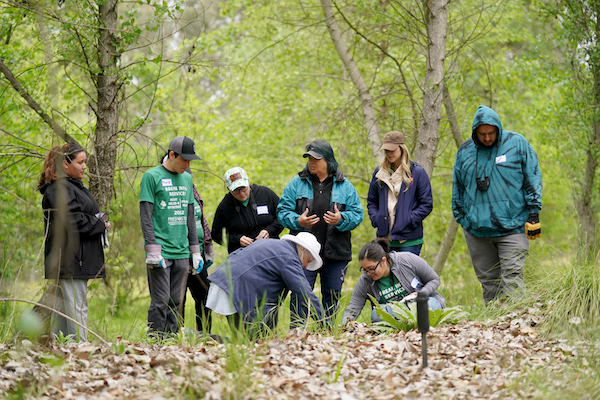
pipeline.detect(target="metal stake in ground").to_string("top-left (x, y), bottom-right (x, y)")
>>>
top-left (416, 291), bottom-right (430, 369)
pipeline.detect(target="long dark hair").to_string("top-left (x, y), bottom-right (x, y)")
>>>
top-left (358, 238), bottom-right (390, 262)
top-left (305, 140), bottom-right (339, 174)
top-left (38, 142), bottom-right (86, 189)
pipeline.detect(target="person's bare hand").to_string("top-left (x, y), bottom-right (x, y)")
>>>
top-left (240, 236), bottom-right (254, 247)
top-left (298, 208), bottom-right (319, 227)
top-left (255, 230), bottom-right (270, 240)
top-left (324, 204), bottom-right (341, 225)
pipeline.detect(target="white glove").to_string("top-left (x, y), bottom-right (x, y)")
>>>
top-left (191, 253), bottom-right (203, 275)
top-left (145, 244), bottom-right (164, 269)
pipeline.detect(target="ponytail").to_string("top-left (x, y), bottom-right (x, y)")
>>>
top-left (358, 238), bottom-right (390, 262)
top-left (38, 143), bottom-right (85, 189)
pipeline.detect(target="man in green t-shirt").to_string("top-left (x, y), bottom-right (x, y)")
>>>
top-left (140, 136), bottom-right (202, 336)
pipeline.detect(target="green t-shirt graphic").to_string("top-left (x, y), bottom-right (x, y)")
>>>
top-left (140, 166), bottom-right (194, 259)
top-left (378, 274), bottom-right (409, 304)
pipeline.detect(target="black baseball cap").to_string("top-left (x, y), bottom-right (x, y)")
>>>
top-left (168, 136), bottom-right (201, 160)
top-left (302, 143), bottom-right (324, 159)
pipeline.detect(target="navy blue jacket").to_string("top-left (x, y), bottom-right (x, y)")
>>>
top-left (208, 239), bottom-right (324, 327)
top-left (367, 162), bottom-right (433, 240)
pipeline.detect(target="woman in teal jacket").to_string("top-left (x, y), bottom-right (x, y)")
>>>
top-left (277, 140), bottom-right (363, 325)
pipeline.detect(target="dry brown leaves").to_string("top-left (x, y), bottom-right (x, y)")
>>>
top-left (0, 311), bottom-right (577, 399)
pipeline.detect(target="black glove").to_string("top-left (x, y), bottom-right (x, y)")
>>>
top-left (525, 213), bottom-right (541, 240)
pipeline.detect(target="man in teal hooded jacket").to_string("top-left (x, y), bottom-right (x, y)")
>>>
top-left (452, 105), bottom-right (542, 304)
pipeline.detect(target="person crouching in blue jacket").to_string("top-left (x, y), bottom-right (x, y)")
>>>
top-left (206, 232), bottom-right (325, 336)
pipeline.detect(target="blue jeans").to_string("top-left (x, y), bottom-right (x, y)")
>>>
top-left (390, 244), bottom-right (422, 256)
top-left (290, 259), bottom-right (348, 327)
top-left (370, 297), bottom-right (443, 322)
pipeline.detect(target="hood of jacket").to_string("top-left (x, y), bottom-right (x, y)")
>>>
top-left (471, 105), bottom-right (503, 148)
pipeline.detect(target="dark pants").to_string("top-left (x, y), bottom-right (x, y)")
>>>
top-left (290, 259), bottom-right (348, 326)
top-left (182, 269), bottom-right (212, 332)
top-left (147, 258), bottom-right (189, 334)
top-left (390, 244), bottom-right (422, 256)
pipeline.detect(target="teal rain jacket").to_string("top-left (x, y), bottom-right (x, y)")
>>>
top-left (277, 167), bottom-right (363, 261)
top-left (452, 105), bottom-right (542, 238)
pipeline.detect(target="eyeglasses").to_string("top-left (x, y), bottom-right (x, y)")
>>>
top-left (232, 186), bottom-right (248, 194)
top-left (360, 260), bottom-right (381, 275)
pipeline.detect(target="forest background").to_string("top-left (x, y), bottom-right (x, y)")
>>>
top-left (0, 0), bottom-right (598, 344)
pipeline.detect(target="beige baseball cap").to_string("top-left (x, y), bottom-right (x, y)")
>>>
top-left (381, 131), bottom-right (405, 151)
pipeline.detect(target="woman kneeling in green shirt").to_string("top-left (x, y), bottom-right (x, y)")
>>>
top-left (342, 239), bottom-right (445, 324)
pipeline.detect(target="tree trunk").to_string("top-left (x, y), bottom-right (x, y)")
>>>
top-left (433, 85), bottom-right (463, 275)
top-left (577, 2), bottom-right (600, 260)
top-left (413, 0), bottom-right (448, 177)
top-left (320, 0), bottom-right (382, 161)
top-left (88, 0), bottom-right (120, 211)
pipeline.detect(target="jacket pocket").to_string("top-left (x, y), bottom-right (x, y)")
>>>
top-left (375, 215), bottom-right (389, 236)
top-left (295, 198), bottom-right (311, 215)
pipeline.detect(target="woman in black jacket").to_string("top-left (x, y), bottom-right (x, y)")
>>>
top-left (211, 167), bottom-right (283, 254)
top-left (38, 143), bottom-right (109, 341)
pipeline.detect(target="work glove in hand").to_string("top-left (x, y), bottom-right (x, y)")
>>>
top-left (145, 244), bottom-right (164, 268)
top-left (525, 213), bottom-right (541, 240)
top-left (205, 254), bottom-right (214, 269)
top-left (191, 253), bottom-right (203, 275)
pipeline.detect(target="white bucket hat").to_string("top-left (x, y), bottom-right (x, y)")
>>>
top-left (281, 232), bottom-right (323, 271)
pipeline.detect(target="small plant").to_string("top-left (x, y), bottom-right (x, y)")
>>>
top-left (53, 331), bottom-right (76, 345)
top-left (220, 342), bottom-right (263, 399)
top-left (111, 342), bottom-right (126, 355)
top-left (368, 294), bottom-right (469, 333)
top-left (326, 344), bottom-right (346, 384)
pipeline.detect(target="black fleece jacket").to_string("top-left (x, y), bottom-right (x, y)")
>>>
top-left (40, 177), bottom-right (106, 280)
top-left (211, 184), bottom-right (283, 254)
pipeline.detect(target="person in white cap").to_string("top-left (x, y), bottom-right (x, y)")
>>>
top-left (139, 136), bottom-right (203, 337)
top-left (211, 167), bottom-right (283, 254)
top-left (206, 232), bottom-right (325, 334)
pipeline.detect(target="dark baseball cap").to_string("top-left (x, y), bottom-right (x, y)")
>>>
top-left (302, 143), bottom-right (324, 159)
top-left (168, 136), bottom-right (201, 160)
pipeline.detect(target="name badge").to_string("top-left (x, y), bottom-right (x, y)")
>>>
top-left (496, 154), bottom-right (507, 164)
top-left (410, 277), bottom-right (421, 289)
top-left (161, 178), bottom-right (173, 187)
top-left (256, 205), bottom-right (269, 215)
